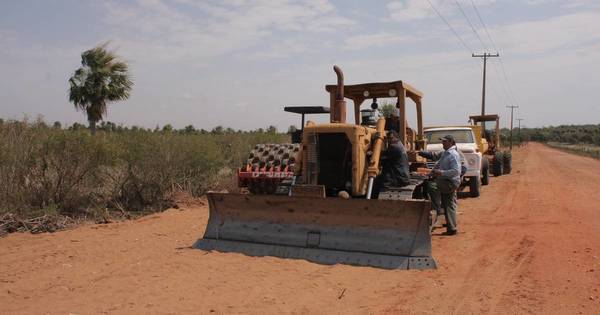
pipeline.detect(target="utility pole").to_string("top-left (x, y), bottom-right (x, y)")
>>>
top-left (472, 52), bottom-right (500, 116)
top-left (516, 118), bottom-right (524, 143)
top-left (507, 105), bottom-right (519, 150)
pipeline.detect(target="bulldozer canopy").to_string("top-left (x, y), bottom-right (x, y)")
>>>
top-left (469, 114), bottom-right (499, 123)
top-left (284, 106), bottom-right (330, 114)
top-left (326, 81), bottom-right (423, 103)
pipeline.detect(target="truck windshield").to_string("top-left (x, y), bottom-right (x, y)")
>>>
top-left (425, 130), bottom-right (474, 144)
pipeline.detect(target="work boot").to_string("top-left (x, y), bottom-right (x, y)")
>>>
top-left (443, 229), bottom-right (458, 236)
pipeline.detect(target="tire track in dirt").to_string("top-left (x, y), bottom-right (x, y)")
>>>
top-left (442, 146), bottom-right (539, 314)
top-left (488, 144), bottom-right (600, 314)
top-left (422, 143), bottom-right (599, 314)
top-left (486, 235), bottom-right (538, 314)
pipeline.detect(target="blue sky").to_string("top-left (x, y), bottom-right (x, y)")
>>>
top-left (1, 0), bottom-right (599, 130)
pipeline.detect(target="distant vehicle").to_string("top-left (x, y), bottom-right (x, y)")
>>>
top-left (469, 114), bottom-right (512, 177)
top-left (423, 126), bottom-right (489, 197)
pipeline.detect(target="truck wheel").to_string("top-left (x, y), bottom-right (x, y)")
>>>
top-left (481, 158), bottom-right (490, 185)
top-left (503, 151), bottom-right (512, 174)
top-left (469, 176), bottom-right (481, 197)
top-left (492, 152), bottom-right (504, 177)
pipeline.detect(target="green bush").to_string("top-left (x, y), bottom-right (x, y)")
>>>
top-left (0, 120), bottom-right (289, 221)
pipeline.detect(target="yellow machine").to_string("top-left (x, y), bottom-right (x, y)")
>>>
top-left (195, 66), bottom-right (436, 270)
top-left (469, 114), bottom-right (512, 176)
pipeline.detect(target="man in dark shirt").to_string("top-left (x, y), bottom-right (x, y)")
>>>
top-left (372, 131), bottom-right (410, 198)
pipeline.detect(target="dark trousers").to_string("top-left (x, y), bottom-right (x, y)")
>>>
top-left (426, 179), bottom-right (458, 232)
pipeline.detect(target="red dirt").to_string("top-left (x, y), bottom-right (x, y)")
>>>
top-left (1, 143), bottom-right (599, 314)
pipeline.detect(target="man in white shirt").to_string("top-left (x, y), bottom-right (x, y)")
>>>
top-left (418, 135), bottom-right (462, 235)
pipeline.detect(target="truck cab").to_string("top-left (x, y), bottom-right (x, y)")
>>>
top-left (423, 126), bottom-right (489, 197)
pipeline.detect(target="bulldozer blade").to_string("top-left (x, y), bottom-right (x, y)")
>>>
top-left (194, 193), bottom-right (436, 270)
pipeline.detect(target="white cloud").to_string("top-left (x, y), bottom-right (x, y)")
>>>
top-left (2, 1), bottom-right (600, 130)
top-left (102, 0), bottom-right (355, 64)
top-left (523, 0), bottom-right (553, 4)
top-left (386, 0), bottom-right (496, 22)
top-left (343, 32), bottom-right (411, 51)
top-left (387, 0), bottom-right (435, 21)
top-left (561, 0), bottom-right (600, 8)
top-left (241, 38), bottom-right (312, 60)
top-left (493, 11), bottom-right (600, 54)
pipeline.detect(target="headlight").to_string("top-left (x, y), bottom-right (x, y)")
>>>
top-left (468, 157), bottom-right (477, 166)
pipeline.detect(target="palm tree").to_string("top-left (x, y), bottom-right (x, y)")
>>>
top-left (68, 44), bottom-right (133, 134)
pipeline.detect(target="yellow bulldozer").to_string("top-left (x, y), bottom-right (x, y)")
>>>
top-left (194, 66), bottom-right (436, 270)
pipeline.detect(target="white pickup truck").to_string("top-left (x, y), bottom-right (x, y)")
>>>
top-left (423, 127), bottom-right (489, 197)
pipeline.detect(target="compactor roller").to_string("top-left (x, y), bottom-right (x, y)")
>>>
top-left (246, 143), bottom-right (299, 171)
top-left (195, 65), bottom-right (436, 270)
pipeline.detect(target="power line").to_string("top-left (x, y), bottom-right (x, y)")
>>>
top-left (469, 0), bottom-right (498, 52)
top-left (454, 0), bottom-right (519, 111)
top-left (473, 52), bottom-right (499, 116)
top-left (489, 59), bottom-right (515, 105)
top-left (427, 0), bottom-right (507, 114)
top-left (426, 0), bottom-right (473, 52)
top-left (455, 0), bottom-right (517, 108)
top-left (517, 118), bottom-right (524, 130)
top-left (469, 0), bottom-right (514, 104)
top-left (454, 0), bottom-right (488, 51)
top-left (506, 105), bottom-right (519, 150)
top-left (516, 118), bottom-right (524, 141)
top-left (486, 73), bottom-right (505, 106)
top-left (497, 58), bottom-right (519, 105)
top-left (469, 0), bottom-right (519, 107)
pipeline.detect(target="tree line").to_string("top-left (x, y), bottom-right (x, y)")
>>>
top-left (0, 118), bottom-right (285, 136)
top-left (500, 124), bottom-right (600, 146)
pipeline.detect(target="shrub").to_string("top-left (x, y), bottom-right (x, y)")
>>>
top-left (0, 120), bottom-right (289, 225)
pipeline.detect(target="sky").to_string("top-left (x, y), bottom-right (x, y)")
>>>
top-left (1, 0), bottom-right (599, 131)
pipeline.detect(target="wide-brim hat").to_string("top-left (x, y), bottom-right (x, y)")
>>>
top-left (439, 135), bottom-right (456, 143)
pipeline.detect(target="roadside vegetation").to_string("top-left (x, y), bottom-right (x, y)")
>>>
top-left (502, 124), bottom-right (600, 145)
top-left (544, 142), bottom-right (600, 159)
top-left (498, 124), bottom-right (600, 158)
top-left (0, 118), bottom-right (288, 235)
top-left (1, 44), bottom-right (294, 236)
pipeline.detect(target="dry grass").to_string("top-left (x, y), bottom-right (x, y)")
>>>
top-left (0, 119), bottom-right (288, 234)
top-left (546, 142), bottom-right (600, 159)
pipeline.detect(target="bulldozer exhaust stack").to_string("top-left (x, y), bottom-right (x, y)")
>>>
top-left (331, 65), bottom-right (347, 124)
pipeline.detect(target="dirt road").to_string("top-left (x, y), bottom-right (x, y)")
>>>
top-left (1, 143), bottom-right (599, 314)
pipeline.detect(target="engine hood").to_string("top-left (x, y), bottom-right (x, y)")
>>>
top-left (425, 143), bottom-right (479, 153)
